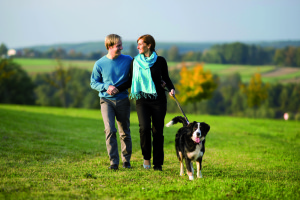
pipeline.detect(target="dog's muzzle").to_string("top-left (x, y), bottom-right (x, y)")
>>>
top-left (194, 137), bottom-right (201, 144)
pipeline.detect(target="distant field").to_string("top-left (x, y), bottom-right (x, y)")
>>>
top-left (13, 58), bottom-right (300, 83)
top-left (14, 58), bottom-right (95, 73)
top-left (171, 62), bottom-right (300, 83)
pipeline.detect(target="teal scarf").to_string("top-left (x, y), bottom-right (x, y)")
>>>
top-left (130, 52), bottom-right (158, 100)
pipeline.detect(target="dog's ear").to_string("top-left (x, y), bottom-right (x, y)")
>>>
top-left (201, 122), bottom-right (210, 133)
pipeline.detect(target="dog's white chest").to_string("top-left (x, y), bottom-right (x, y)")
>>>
top-left (187, 144), bottom-right (203, 161)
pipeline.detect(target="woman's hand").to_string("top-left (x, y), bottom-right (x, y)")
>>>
top-left (169, 89), bottom-right (175, 97)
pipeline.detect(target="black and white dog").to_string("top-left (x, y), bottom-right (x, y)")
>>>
top-left (166, 116), bottom-right (210, 180)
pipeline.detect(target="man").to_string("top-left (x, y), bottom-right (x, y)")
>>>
top-left (90, 34), bottom-right (132, 170)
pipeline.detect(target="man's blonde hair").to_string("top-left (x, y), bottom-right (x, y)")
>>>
top-left (105, 34), bottom-right (122, 50)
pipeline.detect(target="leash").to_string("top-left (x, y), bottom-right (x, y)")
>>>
top-left (172, 94), bottom-right (189, 124)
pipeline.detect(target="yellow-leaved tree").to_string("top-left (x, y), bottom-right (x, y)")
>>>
top-left (176, 63), bottom-right (218, 109)
top-left (240, 73), bottom-right (269, 108)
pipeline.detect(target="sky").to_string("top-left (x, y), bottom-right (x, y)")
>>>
top-left (1, 0), bottom-right (300, 48)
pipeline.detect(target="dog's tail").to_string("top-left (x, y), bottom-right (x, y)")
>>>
top-left (166, 116), bottom-right (188, 127)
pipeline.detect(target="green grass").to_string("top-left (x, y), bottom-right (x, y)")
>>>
top-left (14, 58), bottom-right (95, 74)
top-left (203, 64), bottom-right (276, 82)
top-left (0, 104), bottom-right (299, 199)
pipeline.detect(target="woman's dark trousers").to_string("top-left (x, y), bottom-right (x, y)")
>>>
top-left (136, 100), bottom-right (166, 166)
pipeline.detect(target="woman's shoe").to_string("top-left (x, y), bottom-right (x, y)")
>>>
top-left (143, 160), bottom-right (151, 169)
top-left (153, 165), bottom-right (162, 171)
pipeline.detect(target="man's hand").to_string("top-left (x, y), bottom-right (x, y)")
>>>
top-left (107, 85), bottom-right (119, 96)
top-left (161, 80), bottom-right (166, 88)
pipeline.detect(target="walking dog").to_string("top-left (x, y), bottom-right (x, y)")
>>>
top-left (166, 116), bottom-right (210, 180)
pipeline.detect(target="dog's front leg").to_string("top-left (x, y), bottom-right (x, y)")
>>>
top-left (180, 161), bottom-right (184, 176)
top-left (196, 161), bottom-right (203, 178)
top-left (185, 159), bottom-right (194, 180)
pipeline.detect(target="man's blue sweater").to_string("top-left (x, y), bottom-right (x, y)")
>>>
top-left (90, 54), bottom-right (132, 100)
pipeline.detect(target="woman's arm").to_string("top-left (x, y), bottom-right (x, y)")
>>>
top-left (160, 57), bottom-right (175, 91)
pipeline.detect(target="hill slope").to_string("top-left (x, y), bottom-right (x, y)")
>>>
top-left (0, 105), bottom-right (299, 199)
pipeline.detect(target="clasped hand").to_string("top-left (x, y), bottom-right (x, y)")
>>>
top-left (107, 85), bottom-right (119, 96)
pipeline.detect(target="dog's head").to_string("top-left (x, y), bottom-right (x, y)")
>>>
top-left (187, 121), bottom-right (210, 144)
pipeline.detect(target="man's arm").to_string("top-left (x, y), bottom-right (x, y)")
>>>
top-left (90, 64), bottom-right (110, 92)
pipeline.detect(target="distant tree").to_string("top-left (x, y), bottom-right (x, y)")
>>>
top-left (128, 43), bottom-right (138, 58)
top-left (201, 49), bottom-right (223, 63)
top-left (247, 45), bottom-right (273, 65)
top-left (34, 62), bottom-right (99, 109)
top-left (167, 46), bottom-right (180, 62)
top-left (217, 73), bottom-right (243, 114)
top-left (39, 59), bottom-right (71, 107)
top-left (181, 51), bottom-right (195, 61)
top-left (296, 47), bottom-right (300, 67)
top-left (274, 49), bottom-right (285, 66)
top-left (240, 73), bottom-right (269, 109)
top-left (0, 58), bottom-right (35, 104)
top-left (66, 67), bottom-right (96, 108)
top-left (274, 46), bottom-right (300, 67)
top-left (22, 48), bottom-right (42, 58)
top-left (182, 51), bottom-right (202, 62)
top-left (44, 48), bottom-right (64, 59)
top-left (202, 42), bottom-right (274, 65)
top-left (156, 49), bottom-right (168, 59)
top-left (86, 51), bottom-right (103, 60)
top-left (68, 50), bottom-right (85, 60)
top-left (223, 42), bottom-right (248, 64)
top-left (279, 87), bottom-right (290, 111)
top-left (230, 91), bottom-right (246, 114)
top-left (0, 43), bottom-right (8, 57)
top-left (285, 46), bottom-right (297, 67)
top-left (205, 90), bottom-right (225, 114)
top-left (288, 84), bottom-right (300, 112)
top-left (176, 63), bottom-right (218, 110)
top-left (56, 48), bottom-right (67, 59)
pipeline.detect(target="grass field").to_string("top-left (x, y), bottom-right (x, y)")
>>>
top-left (13, 58), bottom-right (95, 73)
top-left (1, 104), bottom-right (299, 199)
top-left (13, 58), bottom-right (300, 83)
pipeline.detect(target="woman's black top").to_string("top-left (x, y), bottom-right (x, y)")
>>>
top-left (117, 56), bottom-right (175, 103)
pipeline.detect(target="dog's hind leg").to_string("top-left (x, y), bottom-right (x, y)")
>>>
top-left (178, 151), bottom-right (184, 176)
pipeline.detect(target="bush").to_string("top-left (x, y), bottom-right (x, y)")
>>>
top-left (0, 58), bottom-right (35, 104)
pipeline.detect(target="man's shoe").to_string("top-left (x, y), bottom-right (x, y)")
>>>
top-left (108, 164), bottom-right (118, 170)
top-left (122, 162), bottom-right (131, 169)
top-left (153, 165), bottom-right (162, 171)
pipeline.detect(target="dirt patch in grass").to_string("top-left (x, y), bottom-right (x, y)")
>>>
top-left (262, 67), bottom-right (300, 77)
top-left (280, 77), bottom-right (300, 83)
top-left (169, 62), bottom-right (198, 70)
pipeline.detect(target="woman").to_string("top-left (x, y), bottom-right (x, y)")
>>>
top-left (130, 34), bottom-right (175, 171)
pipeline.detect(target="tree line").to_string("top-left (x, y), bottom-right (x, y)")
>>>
top-left (166, 65), bottom-right (300, 120)
top-left (1, 42), bottom-right (300, 67)
top-left (1, 58), bottom-right (299, 120)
